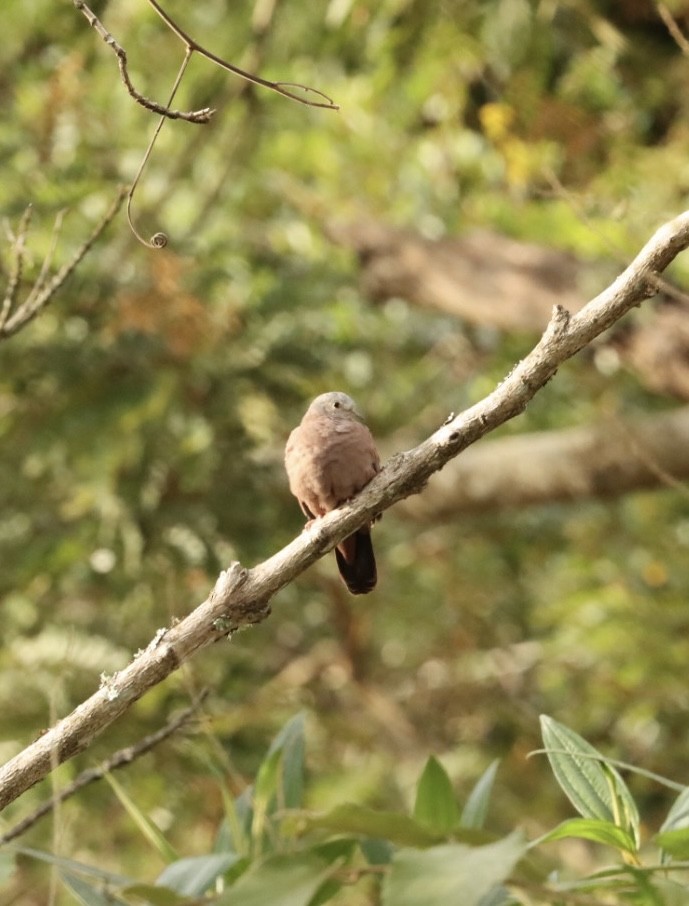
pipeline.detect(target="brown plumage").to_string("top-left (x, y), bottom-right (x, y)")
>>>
top-left (285, 392), bottom-right (380, 594)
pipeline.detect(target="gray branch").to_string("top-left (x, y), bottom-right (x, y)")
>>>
top-left (1, 210), bottom-right (689, 810)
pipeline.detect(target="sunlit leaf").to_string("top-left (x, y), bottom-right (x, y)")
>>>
top-left (538, 817), bottom-right (637, 854)
top-left (654, 828), bottom-right (689, 860)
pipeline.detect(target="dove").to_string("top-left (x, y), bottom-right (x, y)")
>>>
top-left (285, 392), bottom-right (380, 594)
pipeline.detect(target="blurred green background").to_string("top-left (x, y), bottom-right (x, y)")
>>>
top-left (2, 0), bottom-right (689, 901)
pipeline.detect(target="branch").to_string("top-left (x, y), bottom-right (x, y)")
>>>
top-left (143, 0), bottom-right (338, 110)
top-left (325, 219), bottom-right (584, 331)
top-left (0, 692), bottom-right (208, 845)
top-left (327, 218), bottom-right (689, 401)
top-left (73, 0), bottom-right (215, 123)
top-left (401, 405), bottom-right (689, 520)
top-left (658, 2), bottom-right (689, 56)
top-left (1, 211), bottom-right (689, 810)
top-left (0, 188), bottom-right (127, 340)
top-left (73, 0), bottom-right (338, 118)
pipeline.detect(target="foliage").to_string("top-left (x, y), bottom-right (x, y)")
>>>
top-left (7, 714), bottom-right (689, 904)
top-left (2, 0), bottom-right (689, 902)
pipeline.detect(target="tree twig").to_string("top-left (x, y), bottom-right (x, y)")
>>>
top-left (74, 0), bottom-right (338, 247)
top-left (73, 0), bottom-right (338, 116)
top-left (657, 2), bottom-right (689, 56)
top-left (72, 0), bottom-right (215, 123)
top-left (143, 0), bottom-right (338, 110)
top-left (0, 206), bottom-right (33, 331)
top-left (126, 49), bottom-right (194, 250)
top-left (0, 691), bottom-right (209, 845)
top-left (1, 210), bottom-right (689, 810)
top-left (0, 188), bottom-right (127, 340)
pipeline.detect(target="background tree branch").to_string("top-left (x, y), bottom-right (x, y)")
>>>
top-left (1, 209), bottom-right (688, 812)
top-left (327, 219), bottom-right (689, 402)
top-left (400, 405), bottom-right (689, 520)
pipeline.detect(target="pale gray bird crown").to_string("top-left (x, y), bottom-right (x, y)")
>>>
top-left (308, 391), bottom-right (364, 421)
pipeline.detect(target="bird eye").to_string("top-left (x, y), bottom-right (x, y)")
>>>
top-left (333, 401), bottom-right (341, 408)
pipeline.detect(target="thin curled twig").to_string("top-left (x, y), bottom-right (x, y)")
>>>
top-left (126, 49), bottom-right (195, 249)
top-left (0, 691), bottom-right (209, 845)
top-left (0, 187), bottom-right (127, 340)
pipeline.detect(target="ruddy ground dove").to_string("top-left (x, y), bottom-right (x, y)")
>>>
top-left (284, 391), bottom-right (380, 594)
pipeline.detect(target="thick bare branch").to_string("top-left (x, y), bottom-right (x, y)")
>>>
top-left (1, 211), bottom-right (689, 810)
top-left (401, 405), bottom-right (689, 520)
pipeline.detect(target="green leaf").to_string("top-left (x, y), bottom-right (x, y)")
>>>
top-left (360, 837), bottom-right (395, 865)
top-left (654, 828), bottom-right (689, 860)
top-left (14, 846), bottom-right (132, 887)
top-left (539, 715), bottom-right (640, 847)
top-left (537, 818), bottom-right (638, 854)
top-left (267, 711), bottom-right (306, 809)
top-left (251, 713), bottom-right (307, 844)
top-left (660, 786), bottom-right (689, 833)
top-left (0, 851), bottom-right (16, 886)
top-left (252, 746), bottom-right (283, 842)
top-left (461, 760), bottom-right (500, 830)
top-left (60, 871), bottom-right (128, 906)
top-left (104, 772), bottom-right (179, 863)
top-left (414, 756), bottom-right (460, 834)
top-left (122, 883), bottom-right (187, 905)
top-left (155, 853), bottom-right (242, 896)
top-left (215, 851), bottom-right (340, 906)
top-left (657, 788), bottom-right (689, 862)
top-left (308, 839), bottom-right (357, 906)
top-left (382, 832), bottom-right (526, 906)
top-left (301, 803), bottom-right (442, 847)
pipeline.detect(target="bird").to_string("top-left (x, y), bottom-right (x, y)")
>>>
top-left (284, 391), bottom-right (380, 594)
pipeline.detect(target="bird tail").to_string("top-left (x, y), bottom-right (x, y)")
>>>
top-left (335, 529), bottom-right (377, 595)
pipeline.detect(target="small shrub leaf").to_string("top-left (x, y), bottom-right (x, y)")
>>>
top-left (540, 716), bottom-right (639, 846)
top-left (382, 832), bottom-right (526, 906)
top-left (414, 756), bottom-right (460, 833)
top-left (155, 853), bottom-right (242, 896)
top-left (537, 817), bottom-right (637, 854)
top-left (461, 760), bottom-right (500, 830)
